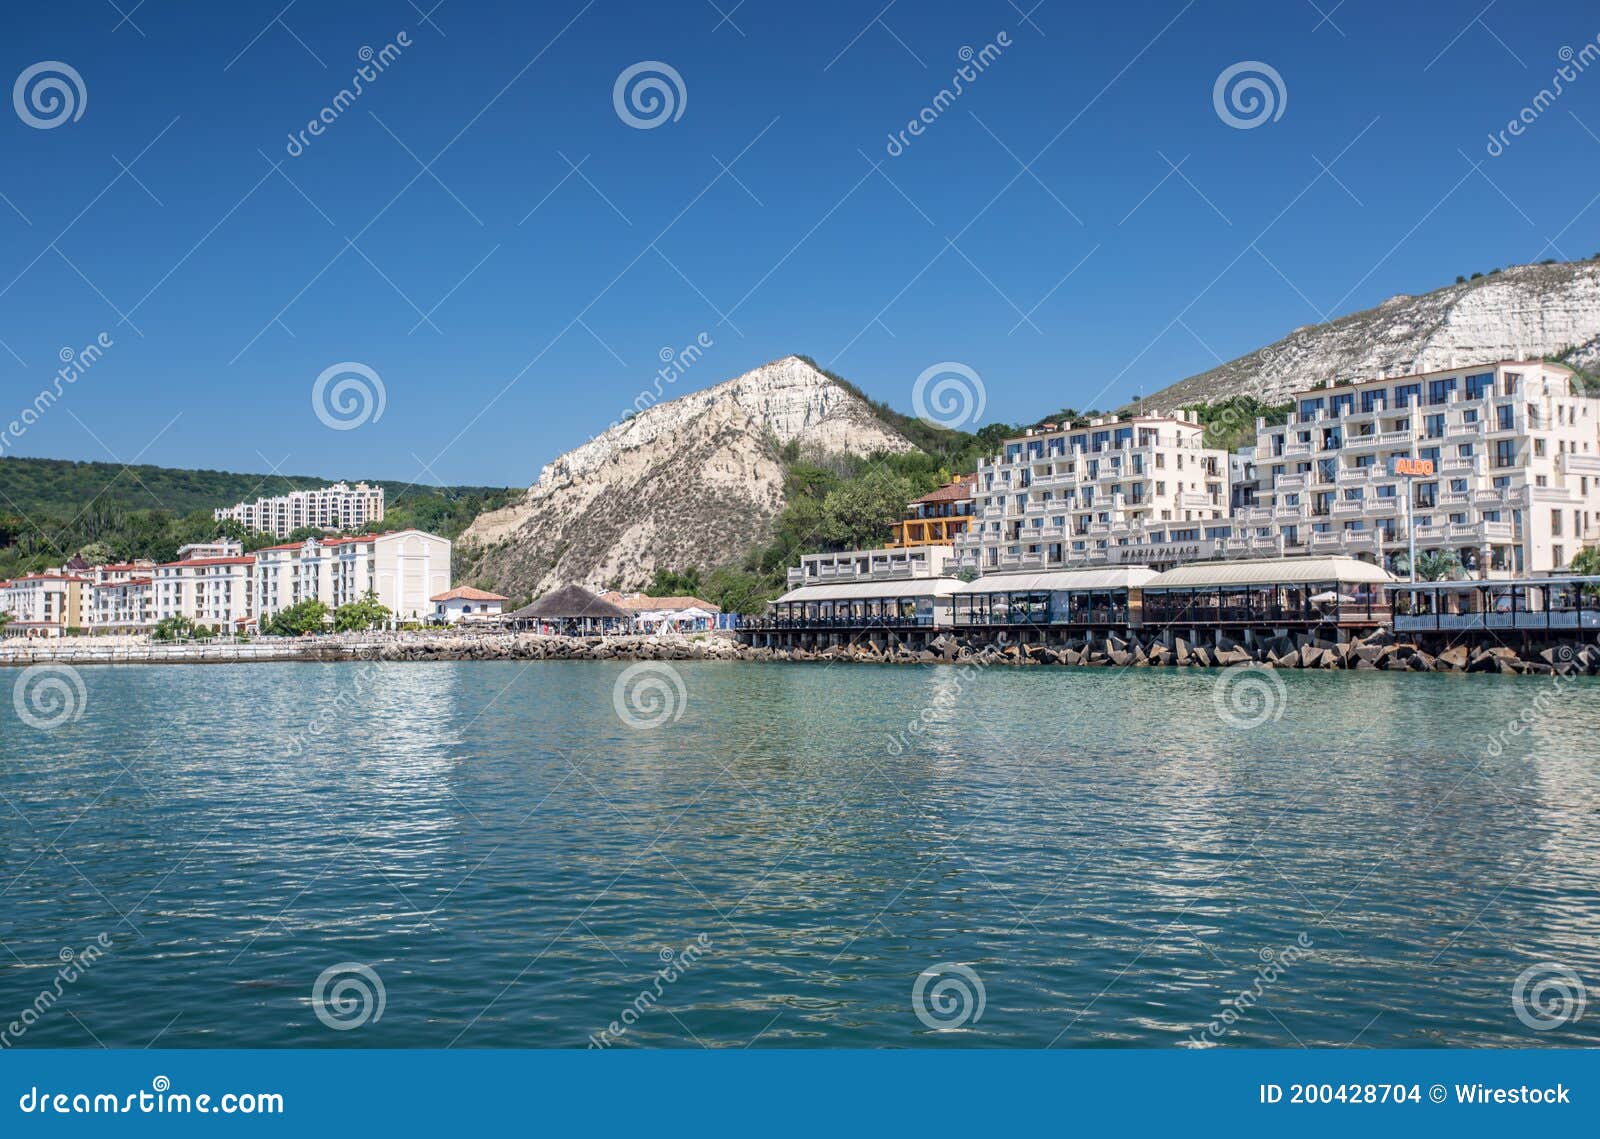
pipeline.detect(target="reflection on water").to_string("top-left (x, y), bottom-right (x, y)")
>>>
top-left (1, 660), bottom-right (1597, 1048)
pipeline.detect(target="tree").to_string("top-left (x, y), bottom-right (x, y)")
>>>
top-left (333, 590), bottom-right (392, 632)
top-left (1569, 545), bottom-right (1600, 597)
top-left (152, 615), bottom-right (197, 642)
top-left (647, 567), bottom-right (704, 597)
top-left (261, 599), bottom-right (329, 636)
top-left (818, 471), bottom-right (916, 550)
top-left (1401, 550), bottom-right (1464, 581)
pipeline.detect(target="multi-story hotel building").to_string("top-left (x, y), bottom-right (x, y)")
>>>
top-left (0, 572), bottom-right (87, 637)
top-left (214, 481), bottom-right (385, 539)
top-left (3, 529), bottom-right (453, 636)
top-left (888, 474), bottom-right (976, 548)
top-left (1237, 361), bottom-right (1600, 577)
top-left (954, 411), bottom-right (1231, 572)
top-left (154, 551), bottom-right (257, 630)
top-left (87, 561), bottom-right (157, 633)
top-left (253, 529), bottom-right (451, 624)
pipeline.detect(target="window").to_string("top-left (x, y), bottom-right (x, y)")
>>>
top-left (1494, 440), bottom-right (1516, 469)
top-left (1497, 404), bottom-right (1514, 430)
top-left (1464, 372), bottom-right (1494, 399)
top-left (1551, 509), bottom-right (1562, 537)
top-left (1415, 482), bottom-right (1436, 508)
top-left (1428, 378), bottom-right (1457, 405)
top-left (1425, 413), bottom-right (1445, 438)
top-left (1394, 383), bottom-right (1422, 408)
top-left (1534, 438), bottom-right (1546, 457)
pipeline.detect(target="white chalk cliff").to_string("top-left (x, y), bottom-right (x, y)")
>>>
top-left (1144, 259), bottom-right (1600, 410)
top-left (460, 355), bottom-right (913, 598)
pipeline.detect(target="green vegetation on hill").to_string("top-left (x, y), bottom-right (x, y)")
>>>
top-left (0, 455), bottom-right (517, 580)
top-left (647, 391), bottom-right (1022, 613)
top-left (1180, 395), bottom-right (1294, 454)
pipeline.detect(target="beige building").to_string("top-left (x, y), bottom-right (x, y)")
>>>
top-left (154, 554), bottom-right (257, 630)
top-left (955, 411), bottom-right (1230, 572)
top-left (253, 529), bottom-right (451, 624)
top-left (1241, 361), bottom-right (1600, 577)
top-left (87, 561), bottom-right (157, 632)
top-left (0, 572), bottom-right (87, 637)
top-left (214, 481), bottom-right (385, 539)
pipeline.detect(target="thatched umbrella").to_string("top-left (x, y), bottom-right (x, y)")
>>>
top-left (505, 584), bottom-right (630, 634)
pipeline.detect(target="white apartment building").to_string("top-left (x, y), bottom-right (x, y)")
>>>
top-left (253, 529), bottom-right (451, 623)
top-left (1239, 361), bottom-right (1600, 577)
top-left (786, 544), bottom-right (960, 589)
top-left (214, 481), bottom-right (385, 539)
top-left (0, 572), bottom-right (87, 637)
top-left (955, 412), bottom-right (1231, 573)
top-left (154, 554), bottom-right (257, 630)
top-left (87, 561), bottom-right (157, 632)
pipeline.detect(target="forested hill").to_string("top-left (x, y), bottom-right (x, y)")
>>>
top-left (0, 455), bottom-right (518, 579)
top-left (0, 455), bottom-right (507, 519)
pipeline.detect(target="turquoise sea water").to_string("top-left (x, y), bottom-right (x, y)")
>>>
top-left (2, 660), bottom-right (1597, 1048)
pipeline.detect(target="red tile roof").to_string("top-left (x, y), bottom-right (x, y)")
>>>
top-left (910, 475), bottom-right (977, 505)
top-left (600, 592), bottom-right (721, 613)
top-left (431, 587), bottom-right (507, 602)
top-left (159, 557), bottom-right (255, 568)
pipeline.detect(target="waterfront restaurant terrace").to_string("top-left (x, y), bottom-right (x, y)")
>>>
top-left (1139, 556), bottom-right (1395, 630)
top-left (950, 566), bottom-right (1156, 627)
top-left (1390, 576), bottom-right (1600, 634)
top-left (751, 578), bottom-right (963, 631)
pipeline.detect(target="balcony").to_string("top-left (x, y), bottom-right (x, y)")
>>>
top-left (1275, 473), bottom-right (1308, 491)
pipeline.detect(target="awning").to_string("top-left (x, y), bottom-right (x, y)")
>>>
top-left (1144, 556), bottom-right (1395, 591)
top-left (774, 578), bottom-right (964, 604)
top-left (950, 566), bottom-right (1157, 593)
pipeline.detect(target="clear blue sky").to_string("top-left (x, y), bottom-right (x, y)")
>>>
top-left (2, 0), bottom-right (1598, 488)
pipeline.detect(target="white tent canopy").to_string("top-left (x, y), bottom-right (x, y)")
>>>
top-left (1144, 556), bottom-right (1395, 591)
top-left (774, 578), bottom-right (964, 604)
top-left (950, 566), bottom-right (1157, 593)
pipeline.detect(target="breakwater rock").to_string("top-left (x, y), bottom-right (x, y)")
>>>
top-left (4, 630), bottom-right (1596, 676)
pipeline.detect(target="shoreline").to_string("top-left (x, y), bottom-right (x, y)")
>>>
top-left (1, 629), bottom-right (1595, 675)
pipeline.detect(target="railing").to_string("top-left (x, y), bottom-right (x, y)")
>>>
top-left (743, 615), bottom-right (930, 631)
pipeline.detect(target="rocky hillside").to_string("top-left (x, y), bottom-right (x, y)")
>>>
top-left (459, 356), bottom-right (914, 598)
top-left (1142, 259), bottom-right (1600, 410)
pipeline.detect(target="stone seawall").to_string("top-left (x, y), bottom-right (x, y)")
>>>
top-left (2, 629), bottom-right (1596, 676)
